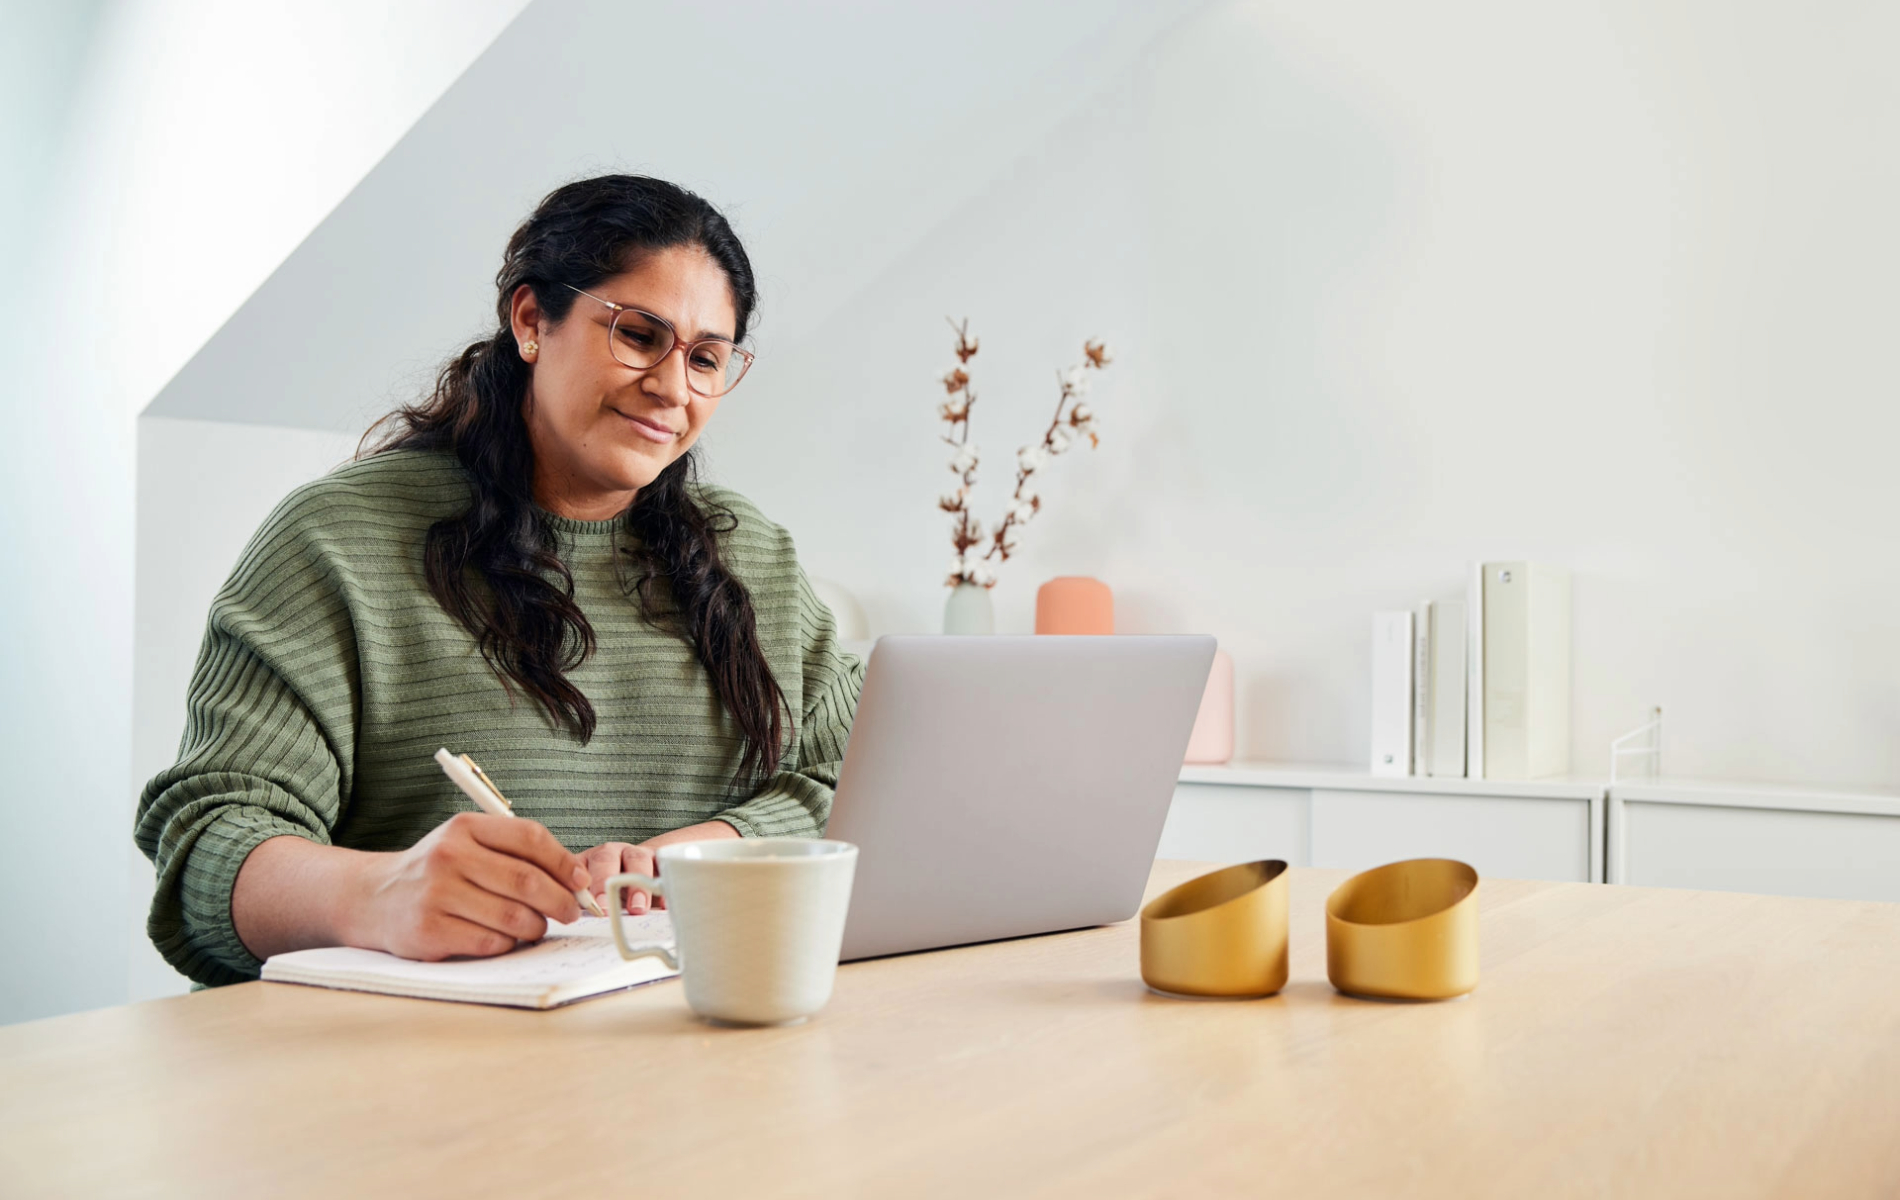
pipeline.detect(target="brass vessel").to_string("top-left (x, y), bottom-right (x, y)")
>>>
top-left (1325, 858), bottom-right (1479, 1000)
top-left (1140, 860), bottom-right (1289, 997)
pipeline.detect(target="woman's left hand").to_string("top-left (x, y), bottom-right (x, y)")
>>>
top-left (581, 821), bottom-right (742, 914)
top-left (579, 842), bottom-right (661, 914)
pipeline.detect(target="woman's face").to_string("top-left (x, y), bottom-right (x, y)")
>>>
top-left (511, 244), bottom-right (738, 520)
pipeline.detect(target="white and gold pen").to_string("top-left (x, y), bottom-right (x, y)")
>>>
top-left (433, 747), bottom-right (607, 918)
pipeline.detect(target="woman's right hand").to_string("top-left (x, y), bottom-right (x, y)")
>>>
top-left (348, 812), bottom-right (591, 960)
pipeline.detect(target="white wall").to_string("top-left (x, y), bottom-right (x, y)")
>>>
top-left (0, 0), bottom-right (116, 1029)
top-left (714, 0), bottom-right (1900, 789)
top-left (0, 0), bottom-right (528, 1025)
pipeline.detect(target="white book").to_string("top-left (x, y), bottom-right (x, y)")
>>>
top-left (1412, 601), bottom-right (1433, 775)
top-left (1370, 611), bottom-right (1413, 777)
top-left (1466, 562), bottom-right (1485, 779)
top-left (260, 914), bottom-right (679, 1010)
top-left (1481, 562), bottom-right (1572, 780)
top-left (1428, 599), bottom-right (1468, 777)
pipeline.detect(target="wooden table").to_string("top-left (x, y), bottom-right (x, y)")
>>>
top-left (5, 863), bottom-right (1900, 1198)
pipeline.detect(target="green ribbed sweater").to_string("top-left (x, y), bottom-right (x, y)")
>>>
top-left (135, 449), bottom-right (863, 988)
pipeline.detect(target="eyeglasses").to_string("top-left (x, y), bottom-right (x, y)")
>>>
top-left (564, 284), bottom-right (755, 397)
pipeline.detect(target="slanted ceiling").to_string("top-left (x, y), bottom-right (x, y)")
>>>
top-left (145, 0), bottom-right (1200, 432)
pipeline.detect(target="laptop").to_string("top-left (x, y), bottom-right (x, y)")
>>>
top-left (826, 634), bottom-right (1217, 961)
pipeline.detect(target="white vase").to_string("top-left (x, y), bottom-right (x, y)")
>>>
top-left (942, 583), bottom-right (995, 635)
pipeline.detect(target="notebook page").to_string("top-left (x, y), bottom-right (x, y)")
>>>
top-left (261, 913), bottom-right (676, 1008)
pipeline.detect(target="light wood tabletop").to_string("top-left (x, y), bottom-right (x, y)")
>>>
top-left (5, 862), bottom-right (1900, 1198)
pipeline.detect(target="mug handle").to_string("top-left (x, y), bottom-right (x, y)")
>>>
top-left (605, 873), bottom-right (680, 970)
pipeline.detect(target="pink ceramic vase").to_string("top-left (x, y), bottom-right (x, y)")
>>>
top-left (1183, 648), bottom-right (1235, 765)
top-left (1035, 576), bottom-right (1114, 635)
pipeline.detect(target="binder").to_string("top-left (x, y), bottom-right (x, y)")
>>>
top-left (1467, 563), bottom-right (1485, 779)
top-left (1481, 562), bottom-right (1572, 780)
top-left (1428, 599), bottom-right (1467, 777)
top-left (1412, 602), bottom-right (1433, 775)
top-left (1370, 611), bottom-right (1413, 777)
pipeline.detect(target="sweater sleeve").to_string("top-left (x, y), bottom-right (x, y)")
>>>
top-left (714, 567), bottom-right (864, 839)
top-left (134, 493), bottom-right (361, 987)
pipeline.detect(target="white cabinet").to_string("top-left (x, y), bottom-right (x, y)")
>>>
top-left (1162, 767), bottom-right (1900, 899)
top-left (1157, 783), bottom-right (1310, 866)
top-left (1310, 788), bottom-right (1597, 883)
top-left (1159, 765), bottom-right (1604, 883)
top-left (1609, 780), bottom-right (1900, 903)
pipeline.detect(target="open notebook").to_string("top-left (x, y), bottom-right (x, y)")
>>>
top-left (260, 914), bottom-right (678, 1010)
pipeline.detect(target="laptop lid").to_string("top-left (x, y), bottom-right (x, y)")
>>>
top-left (827, 634), bottom-right (1216, 961)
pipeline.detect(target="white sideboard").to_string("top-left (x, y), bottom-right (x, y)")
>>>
top-left (1165, 764), bottom-right (1900, 899)
top-left (1162, 763), bottom-right (1606, 883)
top-left (1608, 779), bottom-right (1900, 902)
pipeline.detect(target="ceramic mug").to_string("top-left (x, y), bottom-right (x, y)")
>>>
top-left (606, 838), bottom-right (858, 1026)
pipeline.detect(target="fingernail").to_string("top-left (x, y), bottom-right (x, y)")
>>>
top-left (572, 866), bottom-right (589, 887)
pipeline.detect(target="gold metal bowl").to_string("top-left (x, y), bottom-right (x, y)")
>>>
top-left (1325, 858), bottom-right (1480, 1000)
top-left (1140, 860), bottom-right (1289, 997)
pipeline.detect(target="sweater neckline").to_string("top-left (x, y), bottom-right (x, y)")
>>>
top-left (538, 507), bottom-right (629, 542)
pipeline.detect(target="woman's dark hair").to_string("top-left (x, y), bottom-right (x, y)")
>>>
top-left (362, 174), bottom-right (786, 789)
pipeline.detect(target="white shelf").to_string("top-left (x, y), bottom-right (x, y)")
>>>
top-left (1609, 776), bottom-right (1900, 817)
top-left (1179, 761), bottom-right (1606, 801)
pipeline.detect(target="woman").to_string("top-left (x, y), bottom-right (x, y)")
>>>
top-left (136, 175), bottom-right (862, 988)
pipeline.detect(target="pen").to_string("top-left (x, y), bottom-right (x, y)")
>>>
top-left (433, 747), bottom-right (608, 918)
